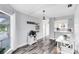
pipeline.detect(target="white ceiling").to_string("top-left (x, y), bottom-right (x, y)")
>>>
top-left (10, 4), bottom-right (76, 19)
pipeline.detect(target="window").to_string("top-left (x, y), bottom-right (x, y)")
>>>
top-left (0, 24), bottom-right (7, 32)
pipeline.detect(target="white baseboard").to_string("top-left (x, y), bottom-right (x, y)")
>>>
top-left (17, 43), bottom-right (27, 48)
top-left (5, 38), bottom-right (43, 54)
top-left (5, 43), bottom-right (27, 54)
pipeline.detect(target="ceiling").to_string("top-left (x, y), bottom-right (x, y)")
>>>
top-left (10, 4), bottom-right (76, 19)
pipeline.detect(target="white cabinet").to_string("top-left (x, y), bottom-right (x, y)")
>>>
top-left (27, 36), bottom-right (37, 45)
top-left (60, 42), bottom-right (74, 54)
top-left (61, 47), bottom-right (74, 54)
top-left (56, 35), bottom-right (74, 54)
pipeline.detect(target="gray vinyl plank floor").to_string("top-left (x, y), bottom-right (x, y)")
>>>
top-left (12, 39), bottom-right (57, 54)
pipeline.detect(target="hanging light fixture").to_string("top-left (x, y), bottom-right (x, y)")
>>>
top-left (43, 10), bottom-right (46, 20)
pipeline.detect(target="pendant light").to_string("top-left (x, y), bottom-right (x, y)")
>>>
top-left (43, 10), bottom-right (46, 20)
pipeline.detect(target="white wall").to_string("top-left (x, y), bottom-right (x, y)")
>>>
top-left (15, 11), bottom-right (43, 47)
top-left (49, 17), bottom-right (54, 39)
top-left (74, 5), bottom-right (79, 51)
top-left (42, 19), bottom-right (49, 38)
